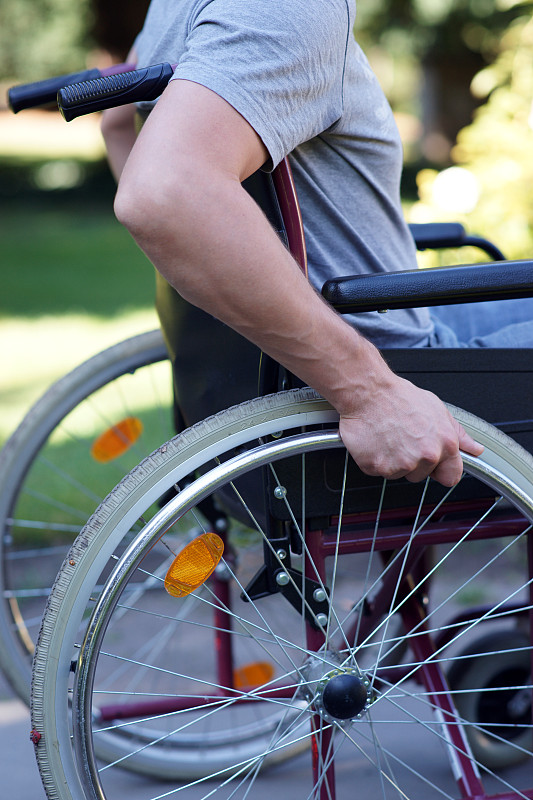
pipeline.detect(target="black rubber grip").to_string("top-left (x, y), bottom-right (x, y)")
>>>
top-left (58, 63), bottom-right (175, 121)
top-left (8, 69), bottom-right (101, 113)
top-left (322, 260), bottom-right (533, 314)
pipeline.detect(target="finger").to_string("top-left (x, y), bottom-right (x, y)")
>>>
top-left (455, 421), bottom-right (484, 457)
top-left (428, 451), bottom-right (465, 487)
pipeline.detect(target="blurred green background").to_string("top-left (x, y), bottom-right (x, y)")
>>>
top-left (1, 0), bottom-right (532, 447)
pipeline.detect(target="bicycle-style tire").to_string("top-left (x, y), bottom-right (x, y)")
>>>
top-left (30, 389), bottom-right (533, 800)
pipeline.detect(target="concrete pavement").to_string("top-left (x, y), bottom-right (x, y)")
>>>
top-left (0, 671), bottom-right (46, 798)
top-left (1, 660), bottom-right (529, 800)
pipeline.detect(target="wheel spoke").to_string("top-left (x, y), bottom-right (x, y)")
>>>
top-left (28, 392), bottom-right (533, 800)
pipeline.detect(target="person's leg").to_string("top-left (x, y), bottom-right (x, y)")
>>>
top-left (430, 297), bottom-right (533, 347)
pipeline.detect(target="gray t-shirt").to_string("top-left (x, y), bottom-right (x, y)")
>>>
top-left (134, 0), bottom-right (434, 348)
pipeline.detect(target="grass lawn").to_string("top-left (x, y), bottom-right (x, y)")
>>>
top-left (0, 194), bottom-right (160, 446)
top-left (1, 197), bottom-right (156, 318)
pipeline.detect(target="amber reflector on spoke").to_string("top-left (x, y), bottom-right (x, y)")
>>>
top-left (165, 533), bottom-right (224, 598)
top-left (234, 662), bottom-right (275, 690)
top-left (91, 417), bottom-right (143, 463)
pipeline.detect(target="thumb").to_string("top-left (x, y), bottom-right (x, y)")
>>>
top-left (455, 420), bottom-right (484, 457)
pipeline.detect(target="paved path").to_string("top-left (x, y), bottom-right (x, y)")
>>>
top-left (1, 661), bottom-right (529, 800)
top-left (0, 672), bottom-right (46, 798)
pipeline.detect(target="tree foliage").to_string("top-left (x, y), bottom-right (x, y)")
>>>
top-left (0, 0), bottom-right (92, 82)
top-left (0, 0), bottom-right (150, 82)
top-left (357, 0), bottom-right (529, 62)
top-left (452, 10), bottom-right (533, 256)
top-left (3, 0), bottom-right (532, 261)
top-left (357, 0), bottom-right (531, 159)
top-left (413, 7), bottom-right (533, 258)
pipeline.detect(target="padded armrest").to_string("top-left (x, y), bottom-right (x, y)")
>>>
top-left (409, 223), bottom-right (505, 260)
top-left (409, 223), bottom-right (466, 249)
top-left (322, 260), bottom-right (533, 313)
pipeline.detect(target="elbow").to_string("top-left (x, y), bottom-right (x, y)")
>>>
top-left (113, 169), bottom-right (205, 305)
top-left (113, 176), bottom-right (139, 233)
top-left (114, 171), bottom-right (160, 244)
top-left (114, 157), bottom-right (200, 247)
top-left (114, 165), bottom-right (193, 276)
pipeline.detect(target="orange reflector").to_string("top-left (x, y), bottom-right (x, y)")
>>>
top-left (165, 533), bottom-right (224, 598)
top-left (91, 417), bottom-right (143, 463)
top-left (234, 661), bottom-right (275, 690)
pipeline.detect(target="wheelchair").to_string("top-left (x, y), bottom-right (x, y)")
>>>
top-left (5, 66), bottom-right (533, 800)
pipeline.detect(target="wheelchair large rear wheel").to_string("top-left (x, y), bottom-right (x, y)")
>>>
top-left (0, 330), bottom-right (171, 703)
top-left (31, 389), bottom-right (533, 799)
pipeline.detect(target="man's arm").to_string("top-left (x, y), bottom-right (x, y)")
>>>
top-left (101, 102), bottom-right (138, 182)
top-left (100, 49), bottom-right (139, 182)
top-left (114, 79), bottom-right (483, 486)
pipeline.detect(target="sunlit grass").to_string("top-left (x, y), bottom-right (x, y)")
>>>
top-left (0, 204), bottom-right (156, 318)
top-left (10, 377), bottom-right (174, 547)
top-left (0, 310), bottom-right (160, 447)
top-left (0, 196), bottom-right (160, 448)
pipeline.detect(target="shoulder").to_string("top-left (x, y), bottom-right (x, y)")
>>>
top-left (191, 0), bottom-right (352, 42)
top-left (186, 0), bottom-right (353, 83)
top-left (174, 0), bottom-right (354, 163)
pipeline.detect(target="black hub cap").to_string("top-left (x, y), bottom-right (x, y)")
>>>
top-left (321, 673), bottom-right (369, 720)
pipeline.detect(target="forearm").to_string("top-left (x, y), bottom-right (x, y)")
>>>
top-left (101, 103), bottom-right (138, 182)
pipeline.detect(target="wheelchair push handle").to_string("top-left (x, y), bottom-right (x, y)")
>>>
top-left (58, 62), bottom-right (175, 121)
top-left (7, 63), bottom-right (136, 114)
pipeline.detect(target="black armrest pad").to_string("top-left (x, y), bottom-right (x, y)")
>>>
top-left (409, 222), bottom-right (466, 249)
top-left (322, 260), bottom-right (533, 313)
top-left (409, 223), bottom-right (505, 260)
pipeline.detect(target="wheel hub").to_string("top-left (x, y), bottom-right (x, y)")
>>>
top-left (320, 671), bottom-right (370, 720)
top-left (301, 655), bottom-right (374, 726)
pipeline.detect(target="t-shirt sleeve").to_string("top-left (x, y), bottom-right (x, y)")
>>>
top-left (171, 0), bottom-right (350, 168)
